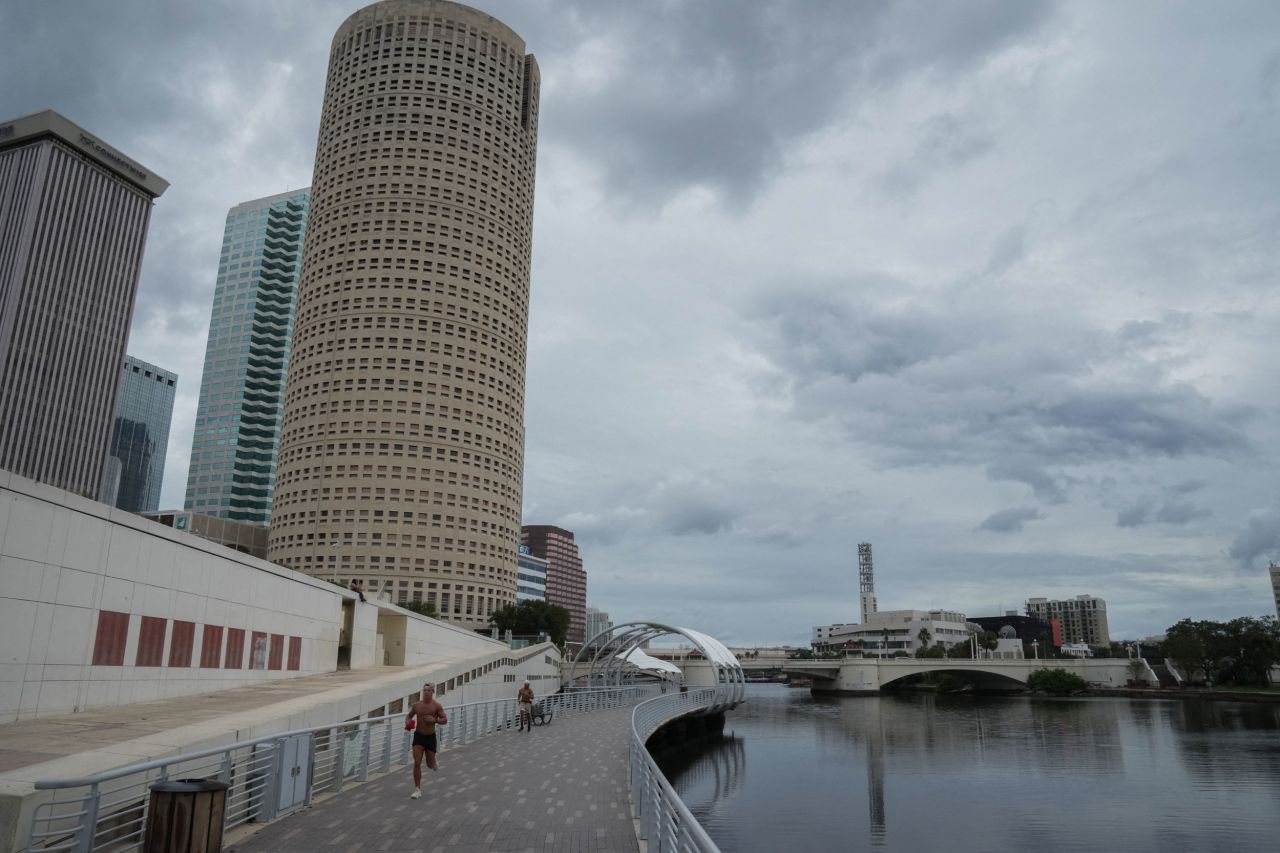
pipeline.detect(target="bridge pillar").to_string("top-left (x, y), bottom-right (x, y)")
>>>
top-left (811, 660), bottom-right (881, 694)
top-left (679, 660), bottom-right (717, 688)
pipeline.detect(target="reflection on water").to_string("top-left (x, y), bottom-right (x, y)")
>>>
top-left (656, 685), bottom-right (1280, 853)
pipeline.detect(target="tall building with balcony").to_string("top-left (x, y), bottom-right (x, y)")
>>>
top-left (268, 0), bottom-right (540, 631)
top-left (1025, 594), bottom-right (1110, 647)
top-left (521, 525), bottom-right (586, 645)
top-left (0, 110), bottom-right (167, 497)
top-left (99, 355), bottom-right (177, 512)
top-left (185, 190), bottom-right (309, 524)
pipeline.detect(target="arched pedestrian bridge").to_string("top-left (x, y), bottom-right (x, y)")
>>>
top-left (784, 656), bottom-right (1155, 692)
top-left (569, 620), bottom-right (747, 711)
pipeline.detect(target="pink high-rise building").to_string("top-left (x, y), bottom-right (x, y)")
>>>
top-left (520, 525), bottom-right (586, 646)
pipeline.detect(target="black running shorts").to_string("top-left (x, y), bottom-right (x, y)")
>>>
top-left (412, 732), bottom-right (438, 753)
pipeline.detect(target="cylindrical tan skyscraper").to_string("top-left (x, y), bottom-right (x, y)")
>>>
top-left (269, 0), bottom-right (539, 630)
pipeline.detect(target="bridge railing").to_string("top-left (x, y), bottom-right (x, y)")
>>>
top-left (25, 685), bottom-right (656, 853)
top-left (629, 690), bottom-right (723, 853)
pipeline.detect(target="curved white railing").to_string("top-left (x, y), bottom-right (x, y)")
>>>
top-left (25, 686), bottom-right (654, 853)
top-left (629, 689), bottom-right (724, 853)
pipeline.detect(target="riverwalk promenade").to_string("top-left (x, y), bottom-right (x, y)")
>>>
top-left (225, 705), bottom-right (640, 853)
top-left (0, 665), bottom-right (465, 783)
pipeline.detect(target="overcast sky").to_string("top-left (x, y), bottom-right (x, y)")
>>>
top-left (4, 0), bottom-right (1280, 645)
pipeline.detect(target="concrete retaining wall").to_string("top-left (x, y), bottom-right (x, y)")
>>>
top-left (0, 472), bottom-right (507, 721)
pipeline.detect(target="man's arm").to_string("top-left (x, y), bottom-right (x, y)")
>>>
top-left (434, 702), bottom-right (447, 725)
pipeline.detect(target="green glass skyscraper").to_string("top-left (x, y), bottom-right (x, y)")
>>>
top-left (185, 189), bottom-right (309, 523)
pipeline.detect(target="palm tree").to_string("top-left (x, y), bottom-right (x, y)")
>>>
top-left (917, 627), bottom-right (932, 651)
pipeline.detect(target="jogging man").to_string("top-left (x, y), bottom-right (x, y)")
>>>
top-left (406, 683), bottom-right (447, 799)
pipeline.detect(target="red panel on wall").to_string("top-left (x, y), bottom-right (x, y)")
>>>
top-left (92, 611), bottom-right (130, 666)
top-left (169, 621), bottom-right (195, 667)
top-left (250, 631), bottom-right (268, 669)
top-left (135, 616), bottom-right (167, 667)
top-left (225, 628), bottom-right (245, 669)
top-left (200, 625), bottom-right (224, 668)
top-left (1051, 617), bottom-right (1064, 647)
top-left (287, 636), bottom-right (302, 671)
top-left (268, 634), bottom-right (285, 671)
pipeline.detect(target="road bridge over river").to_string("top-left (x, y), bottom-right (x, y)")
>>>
top-left (782, 656), bottom-right (1154, 693)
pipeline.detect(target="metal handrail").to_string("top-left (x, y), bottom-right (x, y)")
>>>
top-left (26, 685), bottom-right (654, 853)
top-left (629, 690), bottom-right (724, 853)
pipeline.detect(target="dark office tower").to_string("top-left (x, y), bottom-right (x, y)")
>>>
top-left (99, 355), bottom-right (177, 512)
top-left (269, 0), bottom-right (540, 631)
top-left (521, 526), bottom-right (587, 646)
top-left (0, 111), bottom-right (168, 497)
top-left (186, 190), bottom-right (310, 524)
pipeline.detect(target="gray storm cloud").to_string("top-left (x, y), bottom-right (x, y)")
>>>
top-left (5, 0), bottom-right (1280, 642)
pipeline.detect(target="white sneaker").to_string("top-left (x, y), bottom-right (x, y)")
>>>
top-left (410, 788), bottom-right (421, 799)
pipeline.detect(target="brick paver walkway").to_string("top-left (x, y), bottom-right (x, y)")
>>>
top-left (226, 706), bottom-right (641, 853)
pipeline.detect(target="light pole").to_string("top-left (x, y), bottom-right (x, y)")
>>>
top-left (330, 536), bottom-right (355, 584)
top-left (1031, 639), bottom-right (1038, 660)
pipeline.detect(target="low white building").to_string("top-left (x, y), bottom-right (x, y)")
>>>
top-left (813, 609), bottom-right (974, 655)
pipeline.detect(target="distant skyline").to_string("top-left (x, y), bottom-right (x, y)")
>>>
top-left (3, 1), bottom-right (1280, 644)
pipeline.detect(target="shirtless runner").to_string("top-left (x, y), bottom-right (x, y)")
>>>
top-left (406, 683), bottom-right (447, 799)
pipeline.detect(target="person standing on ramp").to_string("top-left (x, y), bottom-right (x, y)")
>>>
top-left (517, 681), bottom-right (534, 732)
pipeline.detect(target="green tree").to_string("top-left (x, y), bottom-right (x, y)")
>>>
top-left (1222, 616), bottom-right (1280, 686)
top-left (1163, 616), bottom-right (1280, 687)
top-left (399, 599), bottom-right (438, 619)
top-left (1165, 619), bottom-right (1215, 685)
top-left (489, 600), bottom-right (571, 647)
top-left (946, 641), bottom-right (972, 659)
top-left (1027, 668), bottom-right (1087, 694)
top-left (916, 627), bottom-right (932, 657)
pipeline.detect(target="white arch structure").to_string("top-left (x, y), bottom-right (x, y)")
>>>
top-left (569, 621), bottom-right (745, 711)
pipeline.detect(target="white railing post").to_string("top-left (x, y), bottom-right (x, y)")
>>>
top-left (261, 741), bottom-right (282, 822)
top-left (332, 727), bottom-right (345, 793)
top-left (304, 736), bottom-right (317, 807)
top-left (73, 783), bottom-right (101, 853)
top-left (358, 723), bottom-right (371, 782)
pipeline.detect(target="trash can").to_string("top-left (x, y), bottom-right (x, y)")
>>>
top-left (145, 778), bottom-right (231, 853)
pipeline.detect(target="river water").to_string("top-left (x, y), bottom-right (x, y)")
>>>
top-left (656, 684), bottom-right (1280, 853)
